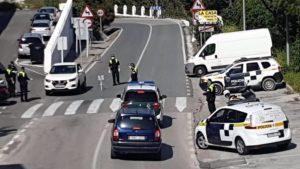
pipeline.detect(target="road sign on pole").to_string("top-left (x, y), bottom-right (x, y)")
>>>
top-left (191, 0), bottom-right (206, 12)
top-left (97, 9), bottom-right (104, 34)
top-left (97, 9), bottom-right (104, 17)
top-left (81, 5), bottom-right (94, 18)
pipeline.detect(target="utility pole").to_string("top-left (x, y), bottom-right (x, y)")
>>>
top-left (155, 0), bottom-right (158, 18)
top-left (243, 0), bottom-right (246, 30)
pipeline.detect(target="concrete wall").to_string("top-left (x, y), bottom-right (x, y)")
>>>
top-left (44, 0), bottom-right (73, 73)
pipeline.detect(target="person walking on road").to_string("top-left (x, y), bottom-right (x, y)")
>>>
top-left (109, 54), bottom-right (120, 86)
top-left (5, 64), bottom-right (16, 97)
top-left (17, 67), bottom-right (30, 102)
top-left (204, 79), bottom-right (216, 114)
top-left (129, 63), bottom-right (138, 82)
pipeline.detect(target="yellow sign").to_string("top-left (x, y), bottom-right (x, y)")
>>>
top-left (197, 10), bottom-right (218, 23)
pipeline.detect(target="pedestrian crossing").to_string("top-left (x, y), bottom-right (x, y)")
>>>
top-left (6, 97), bottom-right (196, 119)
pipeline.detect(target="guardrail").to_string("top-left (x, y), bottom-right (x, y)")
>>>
top-left (44, 0), bottom-right (73, 73)
top-left (114, 4), bottom-right (161, 18)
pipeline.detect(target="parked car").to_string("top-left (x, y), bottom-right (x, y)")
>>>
top-left (195, 101), bottom-right (291, 155)
top-left (199, 57), bottom-right (285, 95)
top-left (38, 6), bottom-right (59, 21)
top-left (30, 20), bottom-right (54, 38)
top-left (31, 13), bottom-right (52, 23)
top-left (108, 107), bottom-right (162, 159)
top-left (18, 33), bottom-right (45, 58)
top-left (44, 62), bottom-right (86, 95)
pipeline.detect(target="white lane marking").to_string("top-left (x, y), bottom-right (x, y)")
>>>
top-left (86, 28), bottom-right (124, 73)
top-left (21, 103), bottom-right (43, 118)
top-left (136, 24), bottom-right (152, 68)
top-left (64, 100), bottom-right (84, 115)
top-left (15, 58), bottom-right (45, 76)
top-left (2, 106), bottom-right (6, 110)
top-left (42, 101), bottom-right (64, 117)
top-left (87, 99), bottom-right (104, 114)
top-left (175, 97), bottom-right (187, 112)
top-left (109, 98), bottom-right (120, 112)
top-left (92, 123), bottom-right (109, 169)
top-left (174, 20), bottom-right (187, 64)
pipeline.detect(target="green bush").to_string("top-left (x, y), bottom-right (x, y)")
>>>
top-left (221, 24), bottom-right (240, 33)
top-left (290, 38), bottom-right (300, 72)
top-left (284, 71), bottom-right (300, 92)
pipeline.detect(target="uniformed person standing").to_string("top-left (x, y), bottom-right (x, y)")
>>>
top-left (204, 79), bottom-right (216, 114)
top-left (5, 64), bottom-right (16, 97)
top-left (129, 63), bottom-right (138, 82)
top-left (10, 61), bottom-right (17, 95)
top-left (108, 54), bottom-right (120, 86)
top-left (17, 67), bottom-right (30, 102)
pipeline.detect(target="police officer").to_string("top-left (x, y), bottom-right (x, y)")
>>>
top-left (17, 67), bottom-right (30, 102)
top-left (204, 79), bottom-right (216, 114)
top-left (10, 61), bottom-right (17, 93)
top-left (108, 54), bottom-right (120, 86)
top-left (5, 64), bottom-right (16, 97)
top-left (129, 63), bottom-right (138, 82)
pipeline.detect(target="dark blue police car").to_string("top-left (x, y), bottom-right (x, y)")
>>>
top-left (108, 107), bottom-right (162, 160)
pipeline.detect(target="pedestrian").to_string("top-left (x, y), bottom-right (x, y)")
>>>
top-left (129, 63), bottom-right (138, 82)
top-left (17, 67), bottom-right (30, 102)
top-left (4, 64), bottom-right (16, 97)
top-left (10, 61), bottom-right (17, 94)
top-left (204, 79), bottom-right (216, 114)
top-left (108, 54), bottom-right (120, 86)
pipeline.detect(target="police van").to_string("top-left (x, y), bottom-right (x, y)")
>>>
top-left (199, 57), bottom-right (285, 95)
top-left (195, 101), bottom-right (292, 155)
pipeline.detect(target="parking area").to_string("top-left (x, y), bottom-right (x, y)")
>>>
top-left (191, 77), bottom-right (300, 169)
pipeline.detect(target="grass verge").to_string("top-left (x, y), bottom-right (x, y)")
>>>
top-left (284, 71), bottom-right (300, 92)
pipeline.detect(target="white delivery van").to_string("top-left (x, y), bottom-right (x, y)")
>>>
top-left (185, 28), bottom-right (273, 76)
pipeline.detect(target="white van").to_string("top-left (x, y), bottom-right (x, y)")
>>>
top-left (185, 29), bottom-right (273, 76)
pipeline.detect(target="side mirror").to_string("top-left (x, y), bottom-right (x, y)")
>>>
top-left (116, 94), bottom-right (121, 98)
top-left (108, 119), bottom-right (115, 123)
top-left (160, 95), bottom-right (167, 100)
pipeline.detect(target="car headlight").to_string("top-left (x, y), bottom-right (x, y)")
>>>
top-left (45, 79), bottom-right (51, 83)
top-left (69, 78), bottom-right (77, 82)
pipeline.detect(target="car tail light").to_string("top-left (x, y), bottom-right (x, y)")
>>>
top-left (155, 129), bottom-right (161, 141)
top-left (113, 128), bottom-right (119, 141)
top-left (153, 102), bottom-right (160, 109)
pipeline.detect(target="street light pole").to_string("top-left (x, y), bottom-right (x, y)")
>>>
top-left (155, 0), bottom-right (158, 18)
top-left (243, 0), bottom-right (246, 30)
top-left (286, 15), bottom-right (290, 66)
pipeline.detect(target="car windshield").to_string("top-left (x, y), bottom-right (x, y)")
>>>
top-left (50, 65), bottom-right (76, 74)
top-left (32, 22), bottom-right (49, 27)
top-left (220, 64), bottom-right (233, 74)
top-left (20, 37), bottom-right (41, 44)
top-left (34, 14), bottom-right (50, 20)
top-left (40, 8), bottom-right (55, 13)
top-left (124, 91), bottom-right (158, 102)
top-left (118, 115), bottom-right (156, 130)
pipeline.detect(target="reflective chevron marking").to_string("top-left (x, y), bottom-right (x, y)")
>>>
top-left (175, 97), bottom-right (187, 112)
top-left (64, 100), bottom-right (84, 115)
top-left (21, 103), bottom-right (43, 118)
top-left (43, 101), bottom-right (64, 117)
top-left (87, 99), bottom-right (104, 114)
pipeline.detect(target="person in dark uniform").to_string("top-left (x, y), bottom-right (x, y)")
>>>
top-left (17, 67), bottom-right (30, 102)
top-left (108, 54), bottom-right (120, 86)
top-left (10, 61), bottom-right (17, 95)
top-left (5, 64), bottom-right (16, 97)
top-left (204, 79), bottom-right (216, 114)
top-left (129, 63), bottom-right (138, 82)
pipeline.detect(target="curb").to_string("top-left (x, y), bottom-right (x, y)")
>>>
top-left (286, 83), bottom-right (296, 94)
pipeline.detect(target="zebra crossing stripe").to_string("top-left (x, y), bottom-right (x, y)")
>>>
top-left (43, 101), bottom-right (64, 117)
top-left (87, 99), bottom-right (104, 114)
top-left (64, 100), bottom-right (84, 115)
top-left (21, 103), bottom-right (43, 118)
top-left (109, 98), bottom-right (120, 112)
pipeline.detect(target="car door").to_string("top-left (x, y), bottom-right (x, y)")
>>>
top-left (245, 62), bottom-right (262, 86)
top-left (224, 64), bottom-right (246, 90)
top-left (206, 109), bottom-right (227, 145)
top-left (199, 44), bottom-right (221, 70)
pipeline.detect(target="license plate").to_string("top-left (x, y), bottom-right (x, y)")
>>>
top-left (267, 132), bottom-right (281, 137)
top-left (55, 85), bottom-right (65, 88)
top-left (128, 136), bottom-right (145, 140)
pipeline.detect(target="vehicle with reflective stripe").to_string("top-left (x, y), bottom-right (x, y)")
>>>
top-left (195, 102), bottom-right (292, 155)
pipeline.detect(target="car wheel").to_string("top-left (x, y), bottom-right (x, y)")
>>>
top-left (81, 78), bottom-right (86, 90)
top-left (110, 147), bottom-right (118, 159)
top-left (45, 90), bottom-right (51, 96)
top-left (213, 83), bottom-right (223, 95)
top-left (262, 78), bottom-right (276, 91)
top-left (194, 66), bottom-right (207, 76)
top-left (235, 137), bottom-right (249, 155)
top-left (277, 141), bottom-right (290, 150)
top-left (196, 132), bottom-right (208, 149)
top-left (76, 81), bottom-right (81, 93)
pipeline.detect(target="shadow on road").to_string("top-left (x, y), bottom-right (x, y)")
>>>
top-left (0, 10), bottom-right (16, 35)
top-left (0, 100), bottom-right (17, 106)
top-left (0, 126), bottom-right (17, 137)
top-left (0, 164), bottom-right (25, 169)
top-left (47, 86), bottom-right (93, 97)
top-left (161, 115), bottom-right (174, 129)
top-left (119, 143), bottom-right (173, 161)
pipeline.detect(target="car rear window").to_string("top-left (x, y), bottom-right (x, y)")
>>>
top-left (34, 14), bottom-right (50, 20)
top-left (124, 90), bottom-right (158, 102)
top-left (20, 37), bottom-right (42, 44)
top-left (40, 9), bottom-right (55, 13)
top-left (32, 23), bottom-right (48, 27)
top-left (118, 115), bottom-right (156, 130)
top-left (254, 108), bottom-right (287, 124)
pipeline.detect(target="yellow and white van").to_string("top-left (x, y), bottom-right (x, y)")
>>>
top-left (195, 102), bottom-right (292, 155)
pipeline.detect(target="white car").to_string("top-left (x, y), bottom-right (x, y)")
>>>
top-left (30, 20), bottom-right (54, 37)
top-left (195, 101), bottom-right (292, 155)
top-left (44, 62), bottom-right (86, 95)
top-left (117, 81), bottom-right (167, 126)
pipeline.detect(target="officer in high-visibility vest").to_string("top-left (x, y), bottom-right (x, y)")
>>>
top-left (17, 67), bottom-right (30, 102)
top-left (204, 79), bottom-right (216, 114)
top-left (10, 61), bottom-right (17, 94)
top-left (129, 63), bottom-right (138, 82)
top-left (108, 54), bottom-right (120, 86)
top-left (5, 64), bottom-right (15, 97)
